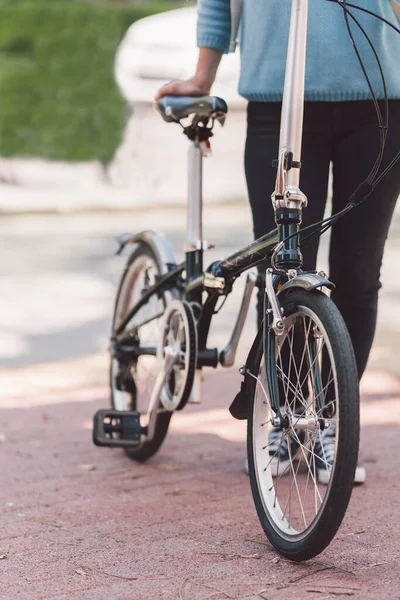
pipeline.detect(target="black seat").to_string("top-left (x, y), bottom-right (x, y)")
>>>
top-left (157, 95), bottom-right (228, 123)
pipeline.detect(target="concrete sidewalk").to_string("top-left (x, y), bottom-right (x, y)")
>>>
top-left (0, 166), bottom-right (245, 215)
top-left (1, 368), bottom-right (399, 600)
top-left (0, 105), bottom-right (247, 215)
top-left (0, 159), bottom-right (153, 214)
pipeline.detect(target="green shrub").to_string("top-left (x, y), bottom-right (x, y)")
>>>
top-left (0, 1), bottom-right (177, 161)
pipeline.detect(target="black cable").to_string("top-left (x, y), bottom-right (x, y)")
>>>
top-left (275, 203), bottom-right (355, 252)
top-left (326, 0), bottom-right (400, 185)
top-left (339, 1), bottom-right (389, 181)
top-left (339, 0), bottom-right (387, 184)
top-left (326, 0), bottom-right (400, 36)
top-left (300, 215), bottom-right (344, 250)
top-left (213, 295), bottom-right (228, 315)
top-left (274, 1), bottom-right (400, 256)
top-left (299, 204), bottom-right (354, 250)
top-left (374, 150), bottom-right (400, 186)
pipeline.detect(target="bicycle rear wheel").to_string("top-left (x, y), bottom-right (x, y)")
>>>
top-left (247, 289), bottom-right (359, 561)
top-left (110, 242), bottom-right (177, 462)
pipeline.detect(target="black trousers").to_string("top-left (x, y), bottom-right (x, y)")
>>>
top-left (245, 100), bottom-right (400, 379)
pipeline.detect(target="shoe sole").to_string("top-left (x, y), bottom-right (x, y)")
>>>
top-left (317, 465), bottom-right (366, 486)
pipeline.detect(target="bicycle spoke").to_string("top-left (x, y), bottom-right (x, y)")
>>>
top-left (316, 426), bottom-right (333, 478)
top-left (292, 317), bottom-right (313, 397)
top-left (294, 434), bottom-right (331, 471)
top-left (287, 323), bottom-right (304, 412)
top-left (287, 324), bottom-right (295, 399)
top-left (312, 435), bottom-right (319, 515)
top-left (302, 433), bottom-right (313, 510)
top-left (271, 450), bottom-right (295, 486)
top-left (281, 317), bottom-right (315, 411)
top-left (301, 431), bottom-right (320, 515)
top-left (276, 365), bottom-right (307, 408)
top-left (300, 331), bottom-right (325, 397)
top-left (264, 430), bottom-right (285, 475)
top-left (315, 374), bottom-right (336, 412)
top-left (290, 425), bottom-right (324, 505)
top-left (256, 311), bottom-right (334, 530)
top-left (282, 440), bottom-right (305, 523)
top-left (272, 432), bottom-right (286, 507)
top-left (287, 433), bottom-right (308, 529)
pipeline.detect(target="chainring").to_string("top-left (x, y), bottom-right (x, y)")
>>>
top-left (157, 299), bottom-right (198, 411)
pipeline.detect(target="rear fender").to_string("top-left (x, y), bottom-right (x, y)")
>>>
top-left (116, 230), bottom-right (177, 275)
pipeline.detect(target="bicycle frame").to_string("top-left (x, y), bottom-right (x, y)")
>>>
top-left (183, 0), bottom-right (308, 288)
top-left (115, 0), bottom-right (319, 405)
top-left (95, 1), bottom-right (363, 557)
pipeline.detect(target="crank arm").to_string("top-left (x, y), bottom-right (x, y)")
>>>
top-left (147, 346), bottom-right (179, 439)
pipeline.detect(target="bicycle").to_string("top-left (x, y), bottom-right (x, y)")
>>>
top-left (92, 0), bottom-right (366, 561)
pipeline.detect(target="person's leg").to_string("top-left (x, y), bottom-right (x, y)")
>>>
top-left (329, 100), bottom-right (400, 379)
top-left (245, 102), bottom-right (334, 328)
top-left (244, 101), bottom-right (334, 479)
top-left (245, 101), bottom-right (334, 262)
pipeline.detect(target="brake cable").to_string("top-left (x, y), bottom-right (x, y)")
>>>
top-left (276, 0), bottom-right (400, 254)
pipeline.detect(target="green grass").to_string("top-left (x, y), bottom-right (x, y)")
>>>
top-left (0, 0), bottom-right (179, 161)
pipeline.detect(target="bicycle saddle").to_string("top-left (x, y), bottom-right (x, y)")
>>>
top-left (157, 95), bottom-right (228, 123)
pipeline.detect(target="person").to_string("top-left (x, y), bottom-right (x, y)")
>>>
top-left (155, 0), bottom-right (400, 484)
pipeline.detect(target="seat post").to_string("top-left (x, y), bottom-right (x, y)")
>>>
top-left (185, 137), bottom-right (205, 304)
top-left (187, 139), bottom-right (203, 252)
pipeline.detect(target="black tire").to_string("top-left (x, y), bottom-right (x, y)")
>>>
top-left (110, 242), bottom-right (176, 462)
top-left (247, 289), bottom-right (359, 561)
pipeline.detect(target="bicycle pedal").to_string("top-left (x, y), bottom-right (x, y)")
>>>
top-left (93, 409), bottom-right (144, 448)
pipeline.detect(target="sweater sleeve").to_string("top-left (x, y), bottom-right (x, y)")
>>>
top-left (197, 0), bottom-right (231, 54)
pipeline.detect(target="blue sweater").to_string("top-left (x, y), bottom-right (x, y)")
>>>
top-left (197, 0), bottom-right (400, 102)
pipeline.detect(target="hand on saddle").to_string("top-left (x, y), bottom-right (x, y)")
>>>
top-left (154, 77), bottom-right (211, 103)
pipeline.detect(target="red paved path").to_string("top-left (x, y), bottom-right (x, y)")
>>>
top-left (1, 369), bottom-right (400, 599)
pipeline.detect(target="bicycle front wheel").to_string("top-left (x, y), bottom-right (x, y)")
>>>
top-left (247, 289), bottom-right (360, 561)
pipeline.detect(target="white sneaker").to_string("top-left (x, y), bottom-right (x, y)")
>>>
top-left (244, 425), bottom-right (305, 477)
top-left (314, 422), bottom-right (366, 485)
